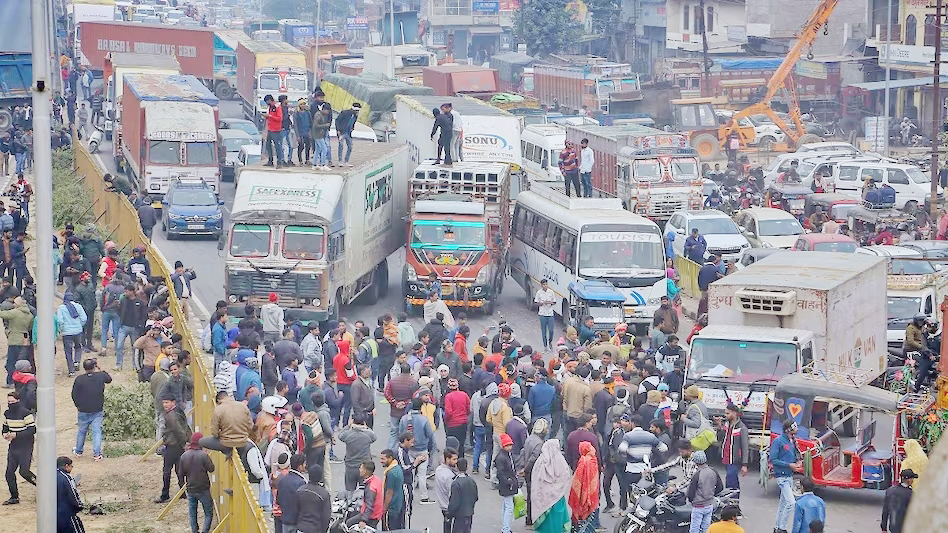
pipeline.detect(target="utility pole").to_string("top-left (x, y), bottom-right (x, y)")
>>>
top-left (31, 0), bottom-right (57, 530)
top-left (390, 0), bottom-right (396, 79)
top-left (313, 0), bottom-right (321, 86)
top-left (884, 0), bottom-right (892, 156)
top-left (699, 0), bottom-right (711, 97)
top-left (932, 0), bottom-right (943, 220)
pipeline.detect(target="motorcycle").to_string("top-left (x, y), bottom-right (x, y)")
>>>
top-left (614, 478), bottom-right (741, 533)
top-left (329, 491), bottom-right (369, 533)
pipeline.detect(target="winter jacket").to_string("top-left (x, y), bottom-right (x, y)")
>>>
top-left (74, 282), bottom-right (97, 314)
top-left (0, 302), bottom-right (33, 345)
top-left (527, 380), bottom-right (555, 417)
top-left (118, 295), bottom-right (146, 328)
top-left (11, 371), bottom-right (37, 412)
top-left (293, 110), bottom-right (312, 138)
top-left (562, 375), bottom-right (592, 419)
top-left (210, 396), bottom-right (253, 448)
top-left (163, 405), bottom-right (191, 448)
top-left (170, 269), bottom-right (196, 299)
top-left (265, 104), bottom-right (283, 133)
top-left (350, 377), bottom-right (375, 418)
top-left (296, 481), bottom-right (332, 533)
top-left (485, 397), bottom-right (512, 435)
top-left (212, 322), bottom-right (228, 356)
top-left (721, 419), bottom-right (749, 466)
top-left (792, 493), bottom-right (826, 533)
top-left (335, 109), bottom-right (358, 135)
top-left (494, 449), bottom-right (518, 496)
top-left (337, 425), bottom-right (377, 469)
top-left (881, 483), bottom-right (913, 533)
top-left (769, 434), bottom-right (800, 478)
top-left (398, 409), bottom-right (435, 452)
top-left (71, 370), bottom-right (112, 413)
top-left (686, 465), bottom-right (722, 508)
top-left (261, 303), bottom-right (285, 334)
top-left (447, 474), bottom-right (478, 518)
top-left (443, 390), bottom-right (470, 428)
top-left (57, 301), bottom-right (87, 336)
top-left (385, 373), bottom-right (419, 419)
top-left (300, 332), bottom-right (322, 370)
top-left (311, 111), bottom-right (331, 139)
top-left (276, 470), bottom-right (307, 525)
top-left (2, 402), bottom-right (35, 447)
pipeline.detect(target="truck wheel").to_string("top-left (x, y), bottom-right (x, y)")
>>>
top-left (523, 280), bottom-right (533, 310)
top-left (215, 82), bottom-right (235, 100)
top-left (376, 260), bottom-right (389, 298)
top-left (560, 300), bottom-right (571, 326)
top-left (0, 109), bottom-right (12, 132)
top-left (692, 133), bottom-right (721, 162)
top-left (329, 288), bottom-right (342, 321)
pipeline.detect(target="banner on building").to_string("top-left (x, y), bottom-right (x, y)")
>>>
top-left (473, 1), bottom-right (500, 12)
top-left (864, 116), bottom-right (886, 153)
top-left (795, 60), bottom-right (827, 80)
top-left (499, 0), bottom-right (520, 10)
top-left (726, 25), bottom-right (747, 44)
top-left (346, 16), bottom-right (369, 30)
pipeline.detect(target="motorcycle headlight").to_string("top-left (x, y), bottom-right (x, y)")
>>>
top-left (405, 264), bottom-right (418, 282)
top-left (634, 505), bottom-right (649, 518)
top-left (475, 266), bottom-right (490, 284)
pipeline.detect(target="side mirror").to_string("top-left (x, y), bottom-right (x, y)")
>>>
top-left (738, 226), bottom-right (746, 232)
top-left (219, 199), bottom-right (225, 205)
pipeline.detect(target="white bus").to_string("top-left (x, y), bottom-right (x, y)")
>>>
top-left (520, 123), bottom-right (565, 182)
top-left (510, 181), bottom-right (667, 333)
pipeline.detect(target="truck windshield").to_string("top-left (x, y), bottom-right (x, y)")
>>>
top-left (672, 158), bottom-right (699, 179)
top-left (283, 226), bottom-right (324, 260)
top-left (186, 142), bottom-right (216, 165)
top-left (578, 231), bottom-right (664, 272)
top-left (287, 75), bottom-right (308, 91)
top-left (633, 159), bottom-right (662, 181)
top-left (689, 338), bottom-right (797, 383)
top-left (230, 224), bottom-right (271, 258)
top-left (149, 140), bottom-right (180, 164)
top-left (259, 74), bottom-right (281, 90)
top-left (411, 220), bottom-right (486, 250)
top-left (888, 296), bottom-right (922, 320)
top-left (890, 259), bottom-right (936, 275)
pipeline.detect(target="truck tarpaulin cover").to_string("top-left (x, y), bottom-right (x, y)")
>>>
top-left (322, 72), bottom-right (433, 121)
top-left (491, 52), bottom-right (536, 83)
top-left (716, 58), bottom-right (783, 70)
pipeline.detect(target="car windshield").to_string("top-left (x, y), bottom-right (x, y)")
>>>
top-left (689, 338), bottom-right (797, 383)
top-left (890, 259), bottom-right (936, 275)
top-left (228, 122), bottom-right (259, 136)
top-left (230, 224), bottom-right (270, 257)
top-left (758, 218), bottom-right (803, 236)
top-left (578, 231), bottom-right (664, 271)
top-left (906, 167), bottom-right (931, 183)
top-left (812, 241), bottom-right (857, 252)
top-left (186, 142), bottom-right (216, 165)
top-left (282, 226), bottom-right (324, 260)
top-left (259, 74), bottom-right (281, 90)
top-left (149, 140), bottom-right (180, 164)
top-left (171, 189), bottom-right (216, 206)
top-left (287, 75), bottom-right (308, 91)
top-left (411, 221), bottom-right (486, 249)
top-left (223, 137), bottom-right (253, 151)
top-left (888, 296), bottom-right (922, 320)
top-left (690, 217), bottom-right (740, 235)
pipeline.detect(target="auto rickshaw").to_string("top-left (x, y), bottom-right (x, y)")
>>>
top-left (567, 279), bottom-right (626, 330)
top-left (765, 369), bottom-right (932, 491)
top-left (802, 193), bottom-right (859, 231)
top-left (766, 184), bottom-right (811, 218)
top-left (847, 205), bottom-right (914, 244)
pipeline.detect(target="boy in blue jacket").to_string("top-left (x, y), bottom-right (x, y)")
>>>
top-left (770, 419), bottom-right (802, 533)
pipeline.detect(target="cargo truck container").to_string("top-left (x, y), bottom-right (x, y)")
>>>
top-left (103, 53), bottom-right (180, 145)
top-left (73, 0), bottom-right (117, 67)
top-left (688, 252), bottom-right (887, 448)
top-left (236, 40), bottom-right (308, 127)
top-left (534, 63), bottom-right (641, 114)
top-left (565, 124), bottom-right (702, 221)
top-left (222, 143), bottom-right (410, 321)
top-left (79, 21), bottom-right (242, 99)
top-left (362, 45), bottom-right (435, 84)
top-left (394, 94), bottom-right (522, 167)
top-left (278, 19), bottom-right (315, 46)
top-left (0, 0), bottom-right (33, 128)
top-left (422, 65), bottom-right (500, 96)
top-left (403, 160), bottom-right (510, 315)
top-left (120, 74), bottom-right (220, 199)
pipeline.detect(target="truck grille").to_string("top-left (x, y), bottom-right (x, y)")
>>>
top-left (734, 288), bottom-right (797, 315)
top-left (708, 246), bottom-right (742, 256)
top-left (228, 271), bottom-right (322, 304)
top-left (649, 199), bottom-right (689, 216)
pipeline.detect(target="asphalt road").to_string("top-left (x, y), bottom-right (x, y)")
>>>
top-left (86, 100), bottom-right (888, 533)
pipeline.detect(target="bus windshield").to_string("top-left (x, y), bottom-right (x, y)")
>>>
top-left (689, 338), bottom-right (797, 383)
top-left (282, 226), bottom-right (324, 260)
top-left (411, 220), bottom-right (486, 250)
top-left (230, 224), bottom-right (271, 258)
top-left (578, 231), bottom-right (664, 273)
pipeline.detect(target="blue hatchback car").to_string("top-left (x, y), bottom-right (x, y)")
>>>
top-left (161, 178), bottom-right (224, 239)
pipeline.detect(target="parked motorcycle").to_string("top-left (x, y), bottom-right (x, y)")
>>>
top-left (614, 478), bottom-right (740, 533)
top-left (329, 491), bottom-right (368, 533)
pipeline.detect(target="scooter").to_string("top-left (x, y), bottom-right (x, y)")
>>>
top-left (87, 123), bottom-right (104, 154)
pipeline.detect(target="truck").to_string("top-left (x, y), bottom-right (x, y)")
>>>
top-left (403, 160), bottom-right (510, 315)
top-left (688, 252), bottom-right (887, 448)
top-left (222, 142), bottom-right (410, 322)
top-left (564, 124), bottom-right (702, 221)
top-left (321, 73), bottom-right (433, 142)
top-left (236, 40), bottom-right (308, 127)
top-left (79, 21), bottom-right (242, 99)
top-left (394, 94), bottom-right (523, 167)
top-left (0, 0), bottom-right (33, 129)
top-left (422, 65), bottom-right (500, 96)
top-left (886, 273), bottom-right (948, 351)
top-left (120, 74), bottom-right (221, 199)
top-left (278, 19), bottom-right (316, 46)
top-left (490, 52), bottom-right (536, 95)
top-left (362, 45), bottom-right (436, 84)
top-left (73, 0), bottom-right (117, 68)
top-left (534, 63), bottom-right (641, 114)
top-left (103, 52), bottom-right (181, 144)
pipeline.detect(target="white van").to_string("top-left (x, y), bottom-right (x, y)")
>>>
top-left (521, 123), bottom-right (565, 182)
top-left (834, 162), bottom-right (941, 212)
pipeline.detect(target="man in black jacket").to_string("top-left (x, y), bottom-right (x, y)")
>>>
top-left (296, 463), bottom-right (331, 533)
top-left (495, 433), bottom-right (518, 533)
top-left (116, 284), bottom-right (146, 371)
top-left (881, 469), bottom-right (916, 533)
top-left (156, 392), bottom-right (190, 503)
top-left (277, 454), bottom-right (307, 532)
top-left (70, 358), bottom-right (111, 460)
top-left (335, 102), bottom-right (360, 165)
top-left (3, 390), bottom-right (36, 504)
top-left (447, 457), bottom-right (478, 533)
top-left (431, 106), bottom-right (453, 165)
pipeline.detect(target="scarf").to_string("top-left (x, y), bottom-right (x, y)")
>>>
top-left (63, 293), bottom-right (80, 319)
top-left (569, 441), bottom-right (600, 520)
top-left (531, 439), bottom-right (572, 519)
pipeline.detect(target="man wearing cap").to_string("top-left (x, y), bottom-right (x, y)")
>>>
top-left (293, 99), bottom-right (313, 166)
top-left (171, 261), bottom-right (197, 322)
top-left (686, 450), bottom-right (722, 533)
top-left (335, 102), bottom-right (361, 166)
top-left (261, 293), bottom-right (285, 345)
top-left (156, 390), bottom-right (191, 503)
top-left (180, 432), bottom-right (215, 533)
top-left (770, 419), bottom-right (802, 533)
top-left (881, 468), bottom-right (916, 533)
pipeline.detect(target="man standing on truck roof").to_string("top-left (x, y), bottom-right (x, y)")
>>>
top-left (311, 90), bottom-right (333, 167)
top-left (263, 95), bottom-right (285, 168)
top-left (578, 138), bottom-right (594, 198)
top-left (445, 102), bottom-right (463, 163)
top-left (335, 103), bottom-right (361, 167)
top-left (279, 96), bottom-right (294, 167)
top-left (431, 106), bottom-right (453, 167)
top-left (294, 100), bottom-right (313, 166)
top-left (558, 141), bottom-right (580, 197)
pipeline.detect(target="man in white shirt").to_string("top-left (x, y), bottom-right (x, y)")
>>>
top-left (447, 103), bottom-right (463, 163)
top-left (534, 279), bottom-right (557, 351)
top-left (579, 138), bottom-right (594, 198)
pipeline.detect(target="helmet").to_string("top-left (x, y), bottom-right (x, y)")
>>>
top-left (261, 395), bottom-right (288, 415)
top-left (913, 313), bottom-right (927, 323)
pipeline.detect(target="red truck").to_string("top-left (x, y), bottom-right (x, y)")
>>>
top-left (534, 63), bottom-right (641, 115)
top-left (79, 21), bottom-right (237, 99)
top-left (422, 65), bottom-right (500, 96)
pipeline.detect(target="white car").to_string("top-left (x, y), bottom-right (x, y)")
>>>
top-left (716, 110), bottom-right (786, 148)
top-left (734, 208), bottom-right (804, 249)
top-left (666, 210), bottom-right (750, 263)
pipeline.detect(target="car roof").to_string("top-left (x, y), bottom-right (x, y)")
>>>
top-left (797, 233), bottom-right (856, 243)
top-left (900, 240), bottom-right (948, 251)
top-left (239, 145), bottom-right (262, 154)
top-left (675, 209), bottom-right (730, 219)
top-left (738, 207), bottom-right (798, 220)
top-left (218, 129), bottom-right (253, 139)
top-left (798, 141), bottom-right (856, 151)
top-left (855, 245), bottom-right (922, 258)
top-left (745, 248), bottom-right (786, 258)
top-left (169, 178), bottom-right (212, 190)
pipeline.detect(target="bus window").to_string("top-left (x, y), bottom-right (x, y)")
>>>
top-left (541, 150), bottom-right (549, 169)
top-left (562, 232), bottom-right (576, 268)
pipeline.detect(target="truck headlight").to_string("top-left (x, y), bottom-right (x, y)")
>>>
top-left (475, 267), bottom-right (490, 284)
top-left (405, 264), bottom-right (418, 282)
top-left (312, 298), bottom-right (321, 307)
top-left (228, 295), bottom-right (238, 303)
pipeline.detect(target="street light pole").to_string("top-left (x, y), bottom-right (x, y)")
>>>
top-left (30, 0), bottom-right (57, 529)
top-left (884, 0), bottom-right (892, 156)
top-left (314, 0), bottom-right (321, 86)
top-left (390, 0), bottom-right (396, 79)
top-left (931, 0), bottom-right (942, 220)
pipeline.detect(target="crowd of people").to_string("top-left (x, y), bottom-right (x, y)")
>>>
top-left (261, 90), bottom-right (363, 170)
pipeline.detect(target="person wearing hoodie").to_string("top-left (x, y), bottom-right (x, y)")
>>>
top-left (261, 293), bottom-right (285, 344)
top-left (338, 412), bottom-right (377, 491)
top-left (11, 360), bottom-right (36, 413)
top-left (396, 312), bottom-right (416, 352)
top-left (57, 292), bottom-right (87, 376)
top-left (686, 450), bottom-right (723, 533)
top-left (73, 272), bottom-right (97, 352)
top-left (508, 382), bottom-right (530, 423)
top-left (1, 296), bottom-right (32, 386)
top-left (486, 382), bottom-right (513, 481)
top-left (235, 353), bottom-right (263, 402)
top-left (3, 390), bottom-right (36, 505)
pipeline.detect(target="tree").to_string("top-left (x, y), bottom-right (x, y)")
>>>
top-left (514, 0), bottom-right (581, 57)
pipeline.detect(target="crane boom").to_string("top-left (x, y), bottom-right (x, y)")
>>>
top-left (723, 0), bottom-right (841, 147)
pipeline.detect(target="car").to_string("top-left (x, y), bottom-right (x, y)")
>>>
top-left (218, 129), bottom-right (255, 181)
top-left (666, 210), bottom-right (750, 263)
top-left (790, 233), bottom-right (858, 252)
top-left (898, 240), bottom-right (948, 259)
top-left (234, 144), bottom-right (262, 184)
top-left (161, 178), bottom-right (224, 240)
top-left (855, 245), bottom-right (936, 275)
top-left (797, 141), bottom-right (861, 154)
top-left (734, 247), bottom-right (788, 270)
top-left (218, 118), bottom-right (261, 143)
top-left (734, 207), bottom-right (805, 249)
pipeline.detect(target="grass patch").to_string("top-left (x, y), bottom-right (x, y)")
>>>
top-left (102, 439), bottom-right (153, 458)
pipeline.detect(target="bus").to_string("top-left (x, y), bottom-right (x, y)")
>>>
top-left (509, 180), bottom-right (667, 333)
top-left (520, 123), bottom-right (565, 182)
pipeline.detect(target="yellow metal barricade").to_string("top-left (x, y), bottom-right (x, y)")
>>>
top-left (74, 145), bottom-right (269, 533)
top-left (675, 255), bottom-right (702, 299)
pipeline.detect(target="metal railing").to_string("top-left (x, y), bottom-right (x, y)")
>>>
top-left (675, 255), bottom-right (702, 299)
top-left (74, 145), bottom-right (269, 533)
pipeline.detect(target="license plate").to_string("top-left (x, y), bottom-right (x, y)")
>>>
top-left (441, 283), bottom-right (453, 295)
top-left (187, 224), bottom-right (204, 230)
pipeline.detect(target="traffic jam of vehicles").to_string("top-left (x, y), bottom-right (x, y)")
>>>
top-left (64, 0), bottom-right (948, 530)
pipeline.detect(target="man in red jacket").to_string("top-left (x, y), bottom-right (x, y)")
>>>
top-left (443, 378), bottom-right (470, 456)
top-left (262, 95), bottom-right (285, 167)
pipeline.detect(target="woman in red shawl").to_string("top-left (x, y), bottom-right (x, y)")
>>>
top-left (569, 441), bottom-right (601, 533)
